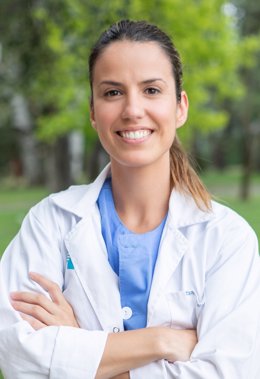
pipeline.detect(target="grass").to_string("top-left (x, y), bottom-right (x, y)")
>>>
top-left (0, 170), bottom-right (259, 378)
top-left (0, 187), bottom-right (49, 253)
top-left (201, 168), bottom-right (260, 242)
top-left (0, 170), bottom-right (259, 253)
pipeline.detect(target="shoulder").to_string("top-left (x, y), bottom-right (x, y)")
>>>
top-left (49, 184), bottom-right (92, 211)
top-left (13, 185), bottom-right (90, 239)
top-left (169, 190), bottom-right (256, 240)
top-left (203, 200), bottom-right (259, 268)
top-left (171, 192), bottom-right (259, 264)
top-left (17, 165), bottom-right (111, 237)
top-left (29, 184), bottom-right (91, 218)
top-left (13, 183), bottom-right (98, 247)
top-left (209, 199), bottom-right (257, 239)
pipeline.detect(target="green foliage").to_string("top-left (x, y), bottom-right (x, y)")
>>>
top-left (0, 0), bottom-right (259, 146)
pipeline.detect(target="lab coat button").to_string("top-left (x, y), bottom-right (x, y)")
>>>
top-left (113, 327), bottom-right (120, 333)
top-left (122, 306), bottom-right (133, 320)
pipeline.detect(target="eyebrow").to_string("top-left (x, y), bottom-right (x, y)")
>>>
top-left (98, 78), bottom-right (166, 87)
top-left (142, 78), bottom-right (166, 84)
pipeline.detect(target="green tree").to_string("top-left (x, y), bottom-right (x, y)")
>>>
top-left (0, 0), bottom-right (259, 187)
top-left (233, 0), bottom-right (260, 199)
top-left (33, 0), bottom-right (249, 142)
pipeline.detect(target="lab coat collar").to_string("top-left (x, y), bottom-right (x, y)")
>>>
top-left (50, 164), bottom-right (111, 218)
top-left (51, 163), bottom-right (214, 227)
top-left (168, 190), bottom-right (214, 228)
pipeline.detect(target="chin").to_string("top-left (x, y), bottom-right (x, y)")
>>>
top-left (109, 148), bottom-right (170, 170)
top-left (111, 156), bottom-right (164, 170)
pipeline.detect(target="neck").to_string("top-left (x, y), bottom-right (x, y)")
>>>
top-left (110, 157), bottom-right (171, 233)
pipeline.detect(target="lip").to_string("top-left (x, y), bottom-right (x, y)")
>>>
top-left (116, 126), bottom-right (154, 132)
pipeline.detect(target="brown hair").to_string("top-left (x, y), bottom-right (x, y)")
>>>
top-left (88, 20), bottom-right (211, 210)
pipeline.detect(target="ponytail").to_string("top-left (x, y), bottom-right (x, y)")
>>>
top-left (170, 137), bottom-right (211, 211)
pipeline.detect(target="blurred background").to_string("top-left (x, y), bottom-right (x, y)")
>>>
top-left (0, 0), bottom-right (260, 255)
top-left (0, 1), bottom-right (259, 377)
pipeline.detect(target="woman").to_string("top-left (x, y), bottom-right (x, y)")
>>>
top-left (0, 20), bottom-right (259, 379)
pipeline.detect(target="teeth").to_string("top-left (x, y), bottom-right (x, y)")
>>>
top-left (119, 130), bottom-right (151, 140)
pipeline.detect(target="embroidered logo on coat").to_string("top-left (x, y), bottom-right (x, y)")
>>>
top-left (66, 253), bottom-right (74, 269)
top-left (185, 291), bottom-right (195, 296)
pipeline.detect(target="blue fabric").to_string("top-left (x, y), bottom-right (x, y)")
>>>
top-left (97, 177), bottom-right (167, 330)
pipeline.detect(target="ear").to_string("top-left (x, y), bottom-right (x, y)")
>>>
top-left (176, 91), bottom-right (189, 129)
top-left (90, 104), bottom-right (96, 129)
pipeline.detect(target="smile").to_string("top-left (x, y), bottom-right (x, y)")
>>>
top-left (118, 130), bottom-right (152, 140)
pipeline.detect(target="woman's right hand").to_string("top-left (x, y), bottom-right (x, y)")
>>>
top-left (159, 328), bottom-right (197, 363)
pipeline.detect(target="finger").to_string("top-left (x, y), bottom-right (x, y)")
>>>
top-left (12, 299), bottom-right (79, 328)
top-left (11, 300), bottom-right (55, 326)
top-left (20, 313), bottom-right (46, 331)
top-left (29, 272), bottom-right (64, 305)
top-left (10, 291), bottom-right (57, 315)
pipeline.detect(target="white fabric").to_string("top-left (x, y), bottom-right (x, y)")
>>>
top-left (0, 164), bottom-right (259, 378)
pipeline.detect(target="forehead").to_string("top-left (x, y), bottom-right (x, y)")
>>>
top-left (92, 40), bottom-right (173, 81)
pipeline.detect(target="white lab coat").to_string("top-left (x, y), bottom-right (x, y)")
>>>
top-left (0, 164), bottom-right (260, 379)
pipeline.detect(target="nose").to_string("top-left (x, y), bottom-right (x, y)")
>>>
top-left (121, 92), bottom-right (145, 120)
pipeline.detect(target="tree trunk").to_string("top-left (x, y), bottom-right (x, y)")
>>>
top-left (44, 135), bottom-right (72, 192)
top-left (88, 139), bottom-right (109, 182)
top-left (240, 118), bottom-right (253, 200)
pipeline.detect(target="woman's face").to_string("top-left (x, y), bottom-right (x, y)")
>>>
top-left (91, 40), bottom-right (188, 170)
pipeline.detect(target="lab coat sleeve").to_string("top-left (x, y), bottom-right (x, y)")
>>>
top-left (0, 200), bottom-right (108, 379)
top-left (130, 219), bottom-right (260, 378)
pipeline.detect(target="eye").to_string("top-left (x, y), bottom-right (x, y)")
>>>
top-left (104, 89), bottom-right (122, 97)
top-left (145, 87), bottom-right (160, 95)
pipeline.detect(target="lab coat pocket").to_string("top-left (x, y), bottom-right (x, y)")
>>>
top-left (167, 290), bottom-right (204, 329)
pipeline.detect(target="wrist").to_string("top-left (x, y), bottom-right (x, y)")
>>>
top-left (155, 327), bottom-right (181, 362)
top-left (156, 328), bottom-right (197, 363)
top-left (152, 327), bottom-right (171, 360)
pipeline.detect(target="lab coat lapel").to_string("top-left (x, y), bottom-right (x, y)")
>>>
top-left (64, 207), bottom-right (123, 332)
top-left (148, 220), bottom-right (188, 322)
top-left (148, 190), bottom-right (213, 324)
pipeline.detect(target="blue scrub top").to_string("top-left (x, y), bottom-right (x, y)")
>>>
top-left (97, 178), bottom-right (167, 330)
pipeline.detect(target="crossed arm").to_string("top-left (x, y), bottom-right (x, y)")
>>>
top-left (10, 272), bottom-right (197, 379)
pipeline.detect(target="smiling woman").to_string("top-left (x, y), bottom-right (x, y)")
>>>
top-left (0, 20), bottom-right (260, 379)
top-left (90, 40), bottom-right (187, 173)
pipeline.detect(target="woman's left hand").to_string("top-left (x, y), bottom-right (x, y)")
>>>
top-left (10, 272), bottom-right (79, 330)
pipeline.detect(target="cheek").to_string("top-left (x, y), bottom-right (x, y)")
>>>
top-left (151, 99), bottom-right (177, 122)
top-left (94, 103), bottom-right (119, 130)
